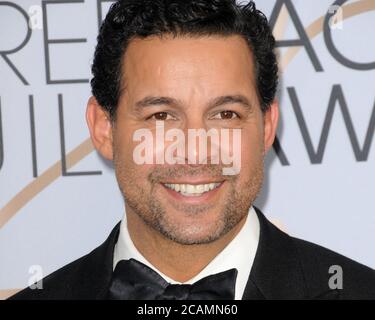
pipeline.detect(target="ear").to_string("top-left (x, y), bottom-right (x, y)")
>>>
top-left (86, 96), bottom-right (113, 160)
top-left (263, 99), bottom-right (279, 153)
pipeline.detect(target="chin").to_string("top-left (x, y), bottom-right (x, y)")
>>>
top-left (158, 209), bottom-right (228, 245)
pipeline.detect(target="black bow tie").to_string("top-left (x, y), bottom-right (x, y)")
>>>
top-left (107, 258), bottom-right (238, 300)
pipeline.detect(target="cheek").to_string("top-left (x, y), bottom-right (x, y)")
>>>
top-left (116, 144), bottom-right (154, 180)
top-left (114, 123), bottom-right (143, 162)
top-left (240, 128), bottom-right (264, 171)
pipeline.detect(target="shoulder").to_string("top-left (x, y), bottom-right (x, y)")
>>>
top-left (9, 222), bottom-right (120, 300)
top-left (291, 236), bottom-right (375, 299)
top-left (9, 250), bottom-right (94, 300)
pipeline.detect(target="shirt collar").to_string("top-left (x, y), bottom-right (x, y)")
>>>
top-left (113, 206), bottom-right (259, 300)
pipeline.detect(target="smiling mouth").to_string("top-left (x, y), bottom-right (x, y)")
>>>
top-left (162, 182), bottom-right (223, 197)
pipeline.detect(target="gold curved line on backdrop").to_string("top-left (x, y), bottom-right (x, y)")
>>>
top-left (0, 1), bottom-right (374, 230)
top-left (0, 289), bottom-right (20, 300)
top-left (280, 0), bottom-right (375, 71)
top-left (0, 139), bottom-right (94, 228)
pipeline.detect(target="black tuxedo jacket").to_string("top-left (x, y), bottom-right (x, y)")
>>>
top-left (10, 207), bottom-right (375, 300)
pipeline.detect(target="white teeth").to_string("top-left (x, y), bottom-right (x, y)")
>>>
top-left (180, 184), bottom-right (186, 193)
top-left (164, 182), bottom-right (221, 196)
top-left (186, 185), bottom-right (194, 194)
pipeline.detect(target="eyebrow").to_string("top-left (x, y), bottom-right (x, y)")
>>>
top-left (134, 94), bottom-right (254, 111)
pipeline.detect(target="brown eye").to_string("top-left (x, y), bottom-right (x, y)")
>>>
top-left (213, 110), bottom-right (238, 120)
top-left (152, 112), bottom-right (169, 120)
top-left (221, 111), bottom-right (234, 119)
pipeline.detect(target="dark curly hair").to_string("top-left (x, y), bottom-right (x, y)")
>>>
top-left (91, 0), bottom-right (278, 119)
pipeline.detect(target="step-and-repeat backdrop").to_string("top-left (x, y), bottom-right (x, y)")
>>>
top-left (0, 0), bottom-right (374, 298)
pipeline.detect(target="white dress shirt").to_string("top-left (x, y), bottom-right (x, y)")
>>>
top-left (113, 206), bottom-right (260, 300)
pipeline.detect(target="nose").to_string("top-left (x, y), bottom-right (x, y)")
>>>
top-left (181, 115), bottom-right (219, 166)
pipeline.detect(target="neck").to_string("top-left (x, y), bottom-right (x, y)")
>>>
top-left (125, 204), bottom-right (247, 282)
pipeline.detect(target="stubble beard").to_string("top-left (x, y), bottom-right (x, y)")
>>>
top-left (114, 154), bottom-right (264, 246)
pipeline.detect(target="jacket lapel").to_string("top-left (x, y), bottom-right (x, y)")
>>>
top-left (71, 207), bottom-right (342, 300)
top-left (242, 207), bottom-right (307, 299)
top-left (67, 222), bottom-right (121, 299)
top-left (85, 208), bottom-right (308, 300)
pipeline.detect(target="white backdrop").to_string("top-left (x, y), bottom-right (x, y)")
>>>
top-left (0, 0), bottom-right (374, 297)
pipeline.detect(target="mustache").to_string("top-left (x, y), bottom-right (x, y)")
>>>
top-left (148, 164), bottom-right (236, 183)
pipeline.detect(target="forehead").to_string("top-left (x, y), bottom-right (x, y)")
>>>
top-left (121, 35), bottom-right (257, 100)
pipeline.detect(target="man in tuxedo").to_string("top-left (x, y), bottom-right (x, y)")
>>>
top-left (11, 0), bottom-right (375, 300)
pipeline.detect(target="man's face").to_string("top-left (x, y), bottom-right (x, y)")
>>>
top-left (108, 35), bottom-right (277, 245)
